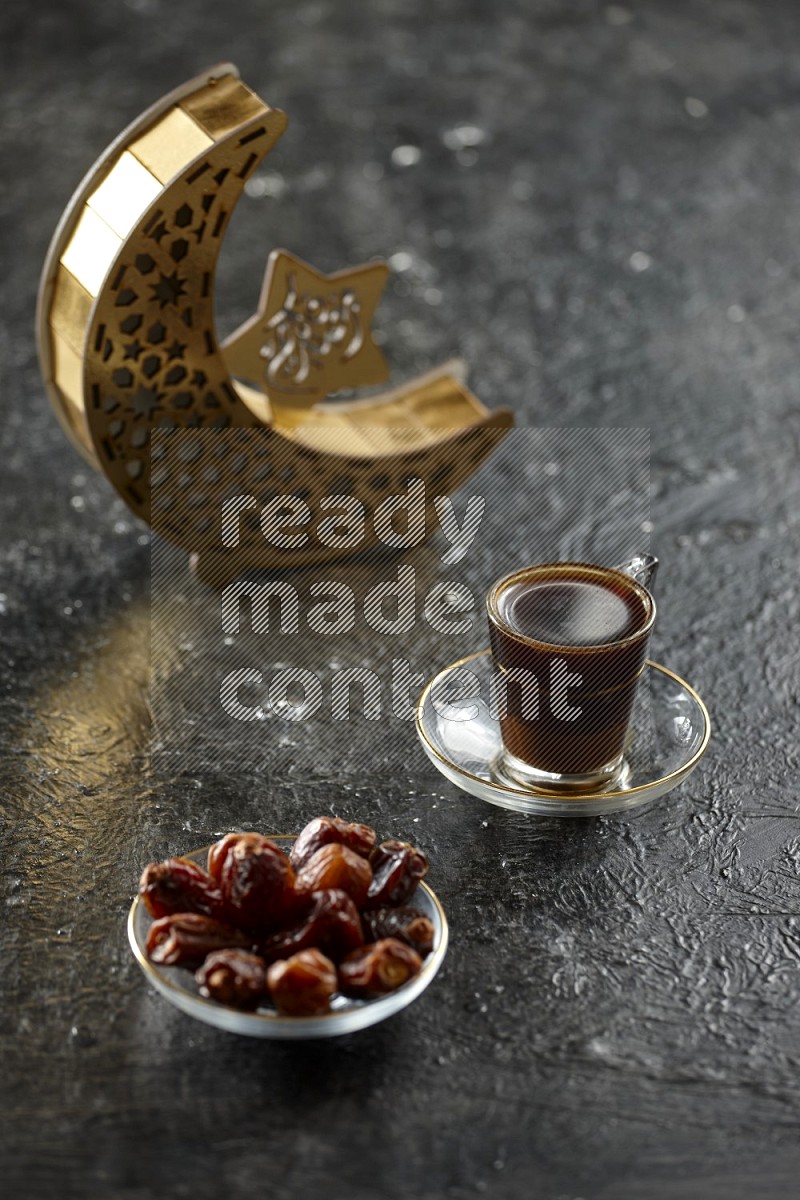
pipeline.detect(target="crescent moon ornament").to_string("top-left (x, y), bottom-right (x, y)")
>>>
top-left (37, 64), bottom-right (513, 584)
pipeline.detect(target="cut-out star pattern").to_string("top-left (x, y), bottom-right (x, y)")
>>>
top-left (150, 270), bottom-right (187, 309)
top-left (129, 387), bottom-right (162, 420)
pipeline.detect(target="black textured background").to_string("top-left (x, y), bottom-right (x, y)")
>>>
top-left (3, 2), bottom-right (800, 1198)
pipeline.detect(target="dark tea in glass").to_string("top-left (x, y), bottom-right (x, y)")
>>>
top-left (486, 562), bottom-right (655, 791)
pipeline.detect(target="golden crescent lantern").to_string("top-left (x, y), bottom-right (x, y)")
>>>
top-left (37, 64), bottom-right (513, 584)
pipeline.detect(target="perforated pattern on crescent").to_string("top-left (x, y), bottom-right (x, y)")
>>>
top-left (84, 123), bottom-right (267, 539)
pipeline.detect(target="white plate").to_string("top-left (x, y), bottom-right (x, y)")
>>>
top-left (128, 838), bottom-right (448, 1038)
top-left (416, 653), bottom-right (710, 817)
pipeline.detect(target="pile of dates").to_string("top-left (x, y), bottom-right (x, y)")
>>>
top-left (138, 816), bottom-right (435, 1016)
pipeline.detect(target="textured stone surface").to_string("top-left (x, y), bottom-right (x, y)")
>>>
top-left (3, 1), bottom-right (800, 1197)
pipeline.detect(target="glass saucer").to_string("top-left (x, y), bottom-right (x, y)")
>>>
top-left (128, 839), bottom-right (448, 1039)
top-left (416, 653), bottom-right (710, 817)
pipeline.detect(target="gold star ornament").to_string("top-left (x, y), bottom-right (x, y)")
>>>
top-left (222, 250), bottom-right (390, 408)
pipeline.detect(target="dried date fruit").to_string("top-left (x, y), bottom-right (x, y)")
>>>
top-left (139, 821), bottom-right (437, 1018)
top-left (366, 839), bottom-right (429, 908)
top-left (138, 857), bottom-right (225, 921)
top-left (267, 949), bottom-right (337, 1016)
top-left (289, 816), bottom-right (377, 870)
top-left (259, 888), bottom-right (364, 964)
top-left (215, 834), bottom-right (297, 932)
top-left (361, 906), bottom-right (435, 955)
top-left (146, 913), bottom-right (250, 968)
top-left (338, 938), bottom-right (422, 999)
top-left (195, 949), bottom-right (268, 1010)
top-left (207, 832), bottom-right (267, 881)
top-left (294, 843), bottom-right (372, 906)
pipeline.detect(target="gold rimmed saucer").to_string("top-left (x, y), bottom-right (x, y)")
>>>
top-left (416, 652), bottom-right (710, 817)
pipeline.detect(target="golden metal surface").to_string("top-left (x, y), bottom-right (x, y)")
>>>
top-left (180, 75), bottom-right (268, 139)
top-left (49, 269), bottom-right (93, 352)
top-left (130, 107), bottom-right (214, 184)
top-left (274, 365), bottom-right (491, 454)
top-left (37, 65), bottom-right (514, 578)
top-left (51, 332), bottom-right (85, 409)
top-left (60, 206), bottom-right (122, 296)
top-left (87, 151), bottom-right (162, 239)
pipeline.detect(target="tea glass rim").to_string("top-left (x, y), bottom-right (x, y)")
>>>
top-left (486, 560), bottom-right (657, 657)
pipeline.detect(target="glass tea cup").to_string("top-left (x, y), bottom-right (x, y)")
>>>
top-left (485, 556), bottom-right (657, 793)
